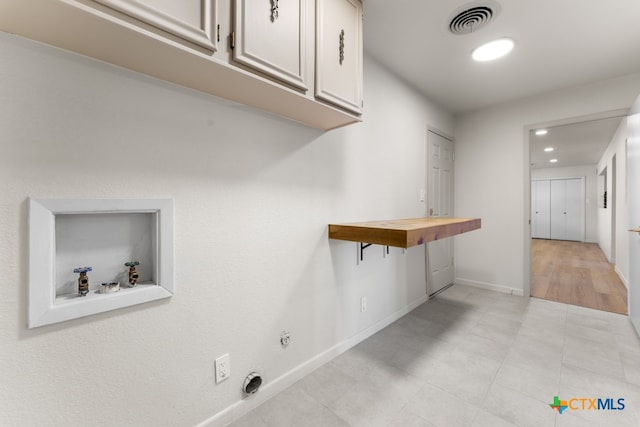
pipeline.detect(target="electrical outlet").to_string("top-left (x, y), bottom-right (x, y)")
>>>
top-left (215, 353), bottom-right (230, 383)
top-left (361, 296), bottom-right (367, 312)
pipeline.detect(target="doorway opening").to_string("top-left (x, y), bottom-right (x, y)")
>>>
top-left (526, 113), bottom-right (628, 314)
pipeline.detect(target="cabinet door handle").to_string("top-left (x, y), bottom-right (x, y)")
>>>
top-left (339, 29), bottom-right (345, 65)
top-left (270, 0), bottom-right (279, 22)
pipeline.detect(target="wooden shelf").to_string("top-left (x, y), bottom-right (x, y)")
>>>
top-left (328, 217), bottom-right (481, 249)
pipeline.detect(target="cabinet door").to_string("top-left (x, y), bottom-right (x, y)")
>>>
top-left (233, 0), bottom-right (308, 91)
top-left (315, 0), bottom-right (363, 114)
top-left (93, 0), bottom-right (218, 52)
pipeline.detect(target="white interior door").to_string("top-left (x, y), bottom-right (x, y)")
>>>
top-left (550, 179), bottom-right (567, 240)
top-left (627, 108), bottom-right (640, 334)
top-left (564, 178), bottom-right (584, 241)
top-left (427, 130), bottom-right (454, 295)
top-left (532, 180), bottom-right (551, 238)
top-left (547, 178), bottom-right (585, 241)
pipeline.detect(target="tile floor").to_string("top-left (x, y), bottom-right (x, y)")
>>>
top-left (229, 285), bottom-right (640, 427)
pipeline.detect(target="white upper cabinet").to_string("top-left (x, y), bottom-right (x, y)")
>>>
top-left (0, 0), bottom-right (362, 129)
top-left (93, 0), bottom-right (219, 52)
top-left (233, 0), bottom-right (308, 91)
top-left (315, 0), bottom-right (363, 114)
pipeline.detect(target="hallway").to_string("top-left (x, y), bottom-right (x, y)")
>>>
top-left (531, 239), bottom-right (628, 314)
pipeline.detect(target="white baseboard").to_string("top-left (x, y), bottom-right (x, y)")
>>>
top-left (455, 277), bottom-right (525, 296)
top-left (615, 266), bottom-right (629, 290)
top-left (196, 294), bottom-right (429, 427)
top-left (631, 316), bottom-right (640, 337)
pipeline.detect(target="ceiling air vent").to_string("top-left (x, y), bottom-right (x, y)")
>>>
top-left (449, 2), bottom-right (500, 35)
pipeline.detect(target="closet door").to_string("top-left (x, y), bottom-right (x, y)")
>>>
top-left (550, 179), bottom-right (567, 240)
top-left (549, 178), bottom-right (585, 241)
top-left (532, 180), bottom-right (551, 239)
top-left (564, 178), bottom-right (584, 241)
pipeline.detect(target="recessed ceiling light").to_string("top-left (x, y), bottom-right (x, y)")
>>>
top-left (535, 129), bottom-right (548, 136)
top-left (544, 147), bottom-right (554, 152)
top-left (550, 159), bottom-right (558, 163)
top-left (472, 38), bottom-right (514, 61)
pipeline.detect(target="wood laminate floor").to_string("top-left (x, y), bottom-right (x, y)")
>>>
top-left (531, 238), bottom-right (628, 314)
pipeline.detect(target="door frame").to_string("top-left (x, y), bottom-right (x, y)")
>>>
top-left (523, 109), bottom-right (629, 298)
top-left (611, 154), bottom-right (617, 262)
top-left (426, 127), bottom-right (455, 296)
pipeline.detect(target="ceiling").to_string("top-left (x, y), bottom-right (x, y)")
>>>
top-left (363, 0), bottom-right (640, 115)
top-left (530, 117), bottom-right (623, 170)
top-left (363, 0), bottom-right (640, 171)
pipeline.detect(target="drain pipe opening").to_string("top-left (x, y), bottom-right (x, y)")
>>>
top-left (243, 372), bottom-right (263, 395)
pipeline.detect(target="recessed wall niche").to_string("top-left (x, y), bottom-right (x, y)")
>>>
top-left (29, 198), bottom-right (174, 328)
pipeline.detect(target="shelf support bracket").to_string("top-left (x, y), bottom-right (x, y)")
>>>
top-left (359, 242), bottom-right (372, 261)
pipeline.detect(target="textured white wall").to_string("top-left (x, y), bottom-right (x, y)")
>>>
top-left (531, 165), bottom-right (598, 243)
top-left (0, 32), bottom-right (452, 426)
top-left (454, 74), bottom-right (640, 295)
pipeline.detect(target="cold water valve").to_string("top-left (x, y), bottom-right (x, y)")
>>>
top-left (73, 266), bottom-right (92, 296)
top-left (124, 261), bottom-right (140, 287)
